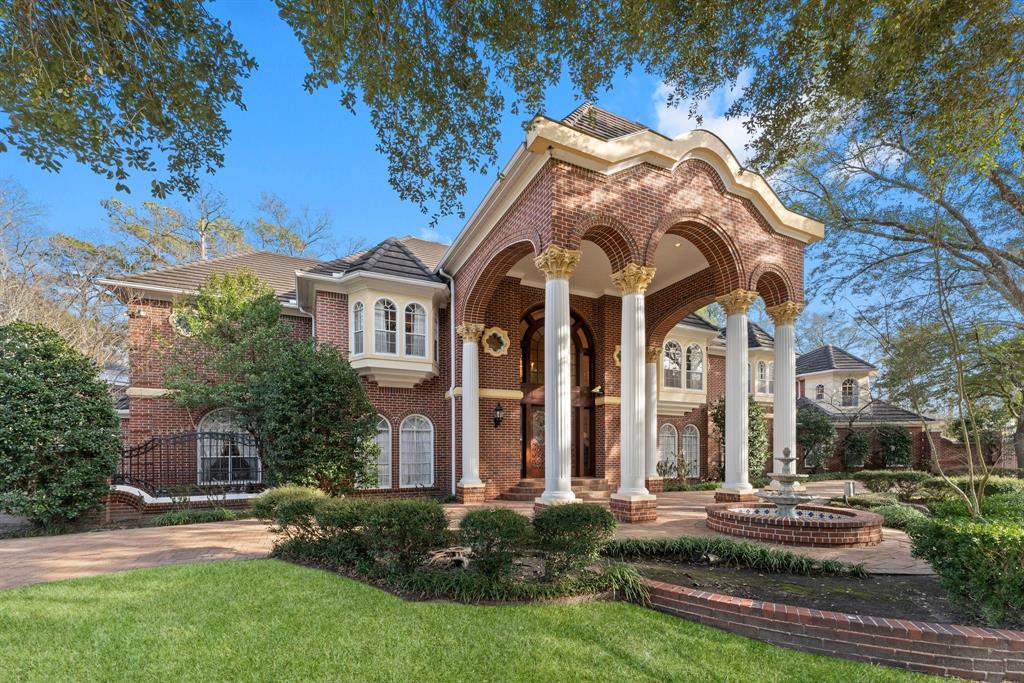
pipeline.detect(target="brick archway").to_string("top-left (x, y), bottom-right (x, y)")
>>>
top-left (645, 268), bottom-right (720, 347)
top-left (750, 264), bottom-right (799, 308)
top-left (645, 211), bottom-right (745, 294)
top-left (568, 214), bottom-right (640, 273)
top-left (459, 239), bottom-right (538, 324)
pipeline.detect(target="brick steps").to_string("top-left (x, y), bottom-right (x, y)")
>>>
top-left (501, 478), bottom-right (611, 502)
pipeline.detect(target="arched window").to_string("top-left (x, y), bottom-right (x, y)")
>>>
top-left (400, 415), bottom-right (433, 487)
top-left (658, 424), bottom-right (678, 473)
top-left (685, 344), bottom-right (704, 390)
top-left (197, 409), bottom-right (259, 485)
top-left (404, 303), bottom-right (427, 357)
top-left (374, 416), bottom-right (392, 488)
top-left (682, 425), bottom-right (701, 478)
top-left (815, 384), bottom-right (825, 400)
top-left (768, 362), bottom-right (775, 394)
top-left (374, 299), bottom-right (397, 354)
top-left (352, 301), bottom-right (364, 355)
top-left (842, 379), bottom-right (859, 407)
top-left (663, 341), bottom-right (683, 388)
top-left (757, 361), bottom-right (768, 394)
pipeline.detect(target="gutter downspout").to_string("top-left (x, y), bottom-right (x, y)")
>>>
top-left (438, 266), bottom-right (457, 497)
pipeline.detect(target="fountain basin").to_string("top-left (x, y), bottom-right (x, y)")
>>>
top-left (705, 503), bottom-right (883, 547)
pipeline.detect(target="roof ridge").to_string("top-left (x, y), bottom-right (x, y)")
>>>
top-left (390, 237), bottom-right (433, 275)
top-left (113, 249), bottom-right (322, 281)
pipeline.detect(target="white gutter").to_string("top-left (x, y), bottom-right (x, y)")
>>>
top-left (298, 270), bottom-right (449, 291)
top-left (97, 278), bottom-right (311, 316)
top-left (437, 266), bottom-right (458, 496)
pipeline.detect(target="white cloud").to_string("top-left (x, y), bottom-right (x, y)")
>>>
top-left (652, 71), bottom-right (756, 165)
top-left (418, 226), bottom-right (452, 244)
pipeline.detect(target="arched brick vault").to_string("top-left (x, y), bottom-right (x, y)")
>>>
top-left (461, 239), bottom-right (538, 324)
top-left (567, 214), bottom-right (639, 273)
top-left (646, 212), bottom-right (745, 294)
top-left (750, 264), bottom-right (797, 308)
top-left (645, 268), bottom-right (719, 347)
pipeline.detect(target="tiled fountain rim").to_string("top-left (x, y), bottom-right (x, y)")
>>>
top-left (705, 503), bottom-right (884, 529)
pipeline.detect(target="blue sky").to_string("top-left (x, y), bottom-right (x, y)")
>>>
top-left (0, 1), bottom-right (760, 254)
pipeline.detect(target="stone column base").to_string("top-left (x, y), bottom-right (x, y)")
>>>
top-left (645, 477), bottom-right (665, 494)
top-left (610, 494), bottom-right (657, 523)
top-left (456, 483), bottom-right (486, 504)
top-left (714, 489), bottom-right (760, 503)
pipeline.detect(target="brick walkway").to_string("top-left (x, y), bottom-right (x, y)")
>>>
top-left (0, 482), bottom-right (930, 590)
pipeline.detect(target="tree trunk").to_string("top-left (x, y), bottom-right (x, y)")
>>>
top-left (1015, 403), bottom-right (1024, 470)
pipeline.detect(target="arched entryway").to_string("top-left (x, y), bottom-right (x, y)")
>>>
top-left (519, 305), bottom-right (596, 479)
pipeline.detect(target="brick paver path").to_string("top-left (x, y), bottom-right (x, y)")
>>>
top-left (0, 481), bottom-right (930, 590)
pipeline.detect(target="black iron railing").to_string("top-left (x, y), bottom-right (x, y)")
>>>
top-left (115, 431), bottom-right (264, 497)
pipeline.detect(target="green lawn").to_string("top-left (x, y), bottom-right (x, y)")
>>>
top-left (0, 560), bottom-right (931, 682)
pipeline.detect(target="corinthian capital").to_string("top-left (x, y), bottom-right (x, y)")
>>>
top-left (611, 263), bottom-right (656, 295)
top-left (456, 322), bottom-right (485, 342)
top-left (645, 345), bottom-right (661, 363)
top-left (716, 289), bottom-right (759, 315)
top-left (765, 301), bottom-right (804, 326)
top-left (533, 245), bottom-right (582, 280)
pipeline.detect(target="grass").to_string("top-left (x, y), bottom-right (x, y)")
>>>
top-left (0, 560), bottom-right (931, 682)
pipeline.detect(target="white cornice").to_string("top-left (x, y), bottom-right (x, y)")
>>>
top-left (98, 278), bottom-right (309, 316)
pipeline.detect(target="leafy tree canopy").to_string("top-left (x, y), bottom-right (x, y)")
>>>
top-left (796, 408), bottom-right (837, 472)
top-left (711, 395), bottom-right (770, 479)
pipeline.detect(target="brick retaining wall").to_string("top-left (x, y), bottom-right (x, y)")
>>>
top-left (644, 580), bottom-right (1024, 681)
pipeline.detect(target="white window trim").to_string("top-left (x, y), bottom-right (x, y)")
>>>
top-left (195, 408), bottom-right (261, 486)
top-left (351, 301), bottom-right (365, 356)
top-left (374, 416), bottom-right (392, 489)
top-left (658, 423), bottom-right (678, 470)
top-left (399, 414), bottom-right (434, 488)
top-left (682, 424), bottom-right (701, 478)
top-left (374, 298), bottom-right (399, 356)
top-left (404, 302), bottom-right (428, 358)
top-left (663, 340), bottom-right (684, 389)
top-left (685, 343), bottom-right (704, 391)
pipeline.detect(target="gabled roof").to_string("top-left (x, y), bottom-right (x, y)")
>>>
top-left (305, 237), bottom-right (442, 283)
top-left (677, 312), bottom-right (720, 333)
top-left (796, 345), bottom-right (876, 375)
top-left (715, 321), bottom-right (775, 350)
top-left (560, 103), bottom-right (653, 141)
top-left (105, 251), bottom-right (321, 301)
top-left (796, 396), bottom-right (933, 424)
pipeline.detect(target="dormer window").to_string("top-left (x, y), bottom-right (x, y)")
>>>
top-left (374, 299), bottom-right (398, 354)
top-left (352, 302), bottom-right (365, 355)
top-left (842, 378), bottom-right (858, 407)
top-left (685, 344), bottom-right (703, 390)
top-left (815, 384), bottom-right (825, 400)
top-left (663, 341), bottom-right (683, 388)
top-left (405, 303), bottom-right (427, 357)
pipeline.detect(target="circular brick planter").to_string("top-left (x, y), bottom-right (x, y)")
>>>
top-left (705, 503), bottom-right (883, 547)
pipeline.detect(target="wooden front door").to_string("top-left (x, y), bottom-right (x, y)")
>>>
top-left (524, 403), bottom-right (545, 478)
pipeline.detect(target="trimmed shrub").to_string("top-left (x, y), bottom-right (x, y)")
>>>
top-left (869, 504), bottom-right (926, 530)
top-left (930, 492), bottom-right (1024, 521)
top-left (877, 424), bottom-right (913, 468)
top-left (459, 508), bottom-right (533, 580)
top-left (838, 492), bottom-right (899, 508)
top-left (923, 475), bottom-right (1024, 500)
top-left (0, 322), bottom-right (121, 530)
top-left (663, 480), bottom-right (720, 492)
top-left (908, 518), bottom-right (1024, 627)
top-left (854, 470), bottom-right (933, 501)
top-left (841, 431), bottom-right (870, 469)
top-left (154, 508), bottom-right (239, 526)
top-left (532, 503), bottom-right (616, 578)
top-left (251, 485), bottom-right (328, 539)
top-left (363, 498), bottom-right (450, 573)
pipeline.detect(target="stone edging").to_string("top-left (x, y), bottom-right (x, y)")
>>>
top-left (643, 579), bottom-right (1024, 681)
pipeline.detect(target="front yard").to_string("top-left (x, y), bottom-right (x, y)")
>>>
top-left (0, 559), bottom-right (930, 682)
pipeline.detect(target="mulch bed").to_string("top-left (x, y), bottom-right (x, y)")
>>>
top-left (629, 558), bottom-right (978, 626)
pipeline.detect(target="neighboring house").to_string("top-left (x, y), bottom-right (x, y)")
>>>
top-left (102, 103), bottom-right (826, 522)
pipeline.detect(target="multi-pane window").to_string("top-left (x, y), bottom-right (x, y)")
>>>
top-left (682, 425), bottom-right (700, 478)
top-left (842, 379), bottom-right (859, 406)
top-left (196, 409), bottom-right (260, 485)
top-left (658, 424), bottom-right (678, 472)
top-left (663, 341), bottom-right (683, 388)
top-left (685, 344), bottom-right (703, 390)
top-left (400, 415), bottom-right (434, 487)
top-left (352, 302), bottom-right (364, 355)
top-left (768, 362), bottom-right (775, 394)
top-left (374, 416), bottom-right (392, 488)
top-left (374, 299), bottom-right (397, 354)
top-left (815, 384), bottom-right (825, 400)
top-left (405, 303), bottom-right (427, 357)
top-left (757, 361), bottom-right (769, 394)
top-left (434, 314), bottom-right (440, 362)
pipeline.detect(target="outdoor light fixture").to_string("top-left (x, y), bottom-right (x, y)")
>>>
top-left (493, 403), bottom-right (505, 428)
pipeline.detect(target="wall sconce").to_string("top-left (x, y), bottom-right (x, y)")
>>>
top-left (493, 403), bottom-right (505, 428)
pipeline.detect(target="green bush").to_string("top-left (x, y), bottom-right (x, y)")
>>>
top-left (853, 470), bottom-right (933, 501)
top-left (251, 485), bottom-right (328, 539)
top-left (603, 535), bottom-right (866, 577)
top-left (796, 408), bottom-right (837, 472)
top-left (929, 492), bottom-right (1024, 521)
top-left (459, 508), bottom-right (533, 580)
top-left (663, 480), bottom-right (720, 492)
top-left (838, 492), bottom-right (899, 508)
top-left (363, 498), bottom-right (450, 573)
top-left (877, 424), bottom-right (913, 468)
top-left (923, 475), bottom-right (1024, 501)
top-left (533, 503), bottom-right (616, 578)
top-left (908, 517), bottom-right (1024, 627)
top-left (869, 504), bottom-right (926, 530)
top-left (154, 508), bottom-right (239, 526)
top-left (841, 431), bottom-right (870, 469)
top-left (0, 322), bottom-right (121, 530)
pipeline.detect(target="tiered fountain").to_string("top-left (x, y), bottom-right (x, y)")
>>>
top-left (705, 448), bottom-right (884, 547)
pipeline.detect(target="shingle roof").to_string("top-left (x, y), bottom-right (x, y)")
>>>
top-left (398, 236), bottom-right (448, 270)
top-left (678, 312), bottom-right (719, 333)
top-left (796, 345), bottom-right (876, 375)
top-left (796, 396), bottom-right (933, 424)
top-left (107, 251), bottom-right (321, 301)
top-left (716, 321), bottom-right (775, 349)
top-left (306, 237), bottom-right (442, 283)
top-left (561, 103), bottom-right (652, 141)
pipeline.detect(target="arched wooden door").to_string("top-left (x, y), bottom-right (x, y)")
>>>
top-left (520, 306), bottom-right (596, 478)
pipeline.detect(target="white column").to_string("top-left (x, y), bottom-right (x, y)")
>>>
top-left (457, 322), bottom-right (485, 488)
top-left (613, 264), bottom-right (656, 498)
top-left (767, 301), bottom-right (803, 486)
top-left (645, 348), bottom-right (659, 481)
top-left (534, 246), bottom-right (581, 504)
top-left (718, 289), bottom-right (759, 493)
